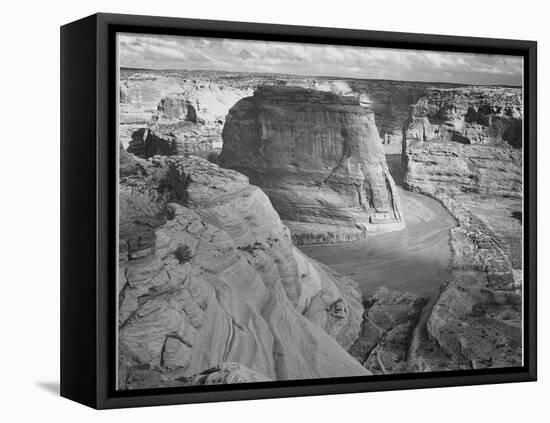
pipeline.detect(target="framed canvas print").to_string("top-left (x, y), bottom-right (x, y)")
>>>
top-left (60, 13), bottom-right (537, 409)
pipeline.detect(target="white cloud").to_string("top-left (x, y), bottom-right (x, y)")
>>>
top-left (118, 33), bottom-right (523, 86)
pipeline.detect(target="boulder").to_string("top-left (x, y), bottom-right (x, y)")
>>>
top-left (349, 287), bottom-right (425, 374)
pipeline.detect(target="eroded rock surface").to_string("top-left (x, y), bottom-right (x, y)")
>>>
top-left (396, 86), bottom-right (524, 372)
top-left (122, 76), bottom-right (252, 156)
top-left (402, 87), bottom-right (523, 279)
top-left (347, 80), bottom-right (439, 145)
top-left (118, 155), bottom-right (369, 389)
top-left (349, 288), bottom-right (425, 374)
top-left (123, 362), bottom-right (272, 390)
top-left (220, 86), bottom-right (404, 244)
top-left (408, 271), bottom-right (522, 372)
top-left (403, 87), bottom-right (523, 197)
top-left (118, 70), bottom-right (524, 380)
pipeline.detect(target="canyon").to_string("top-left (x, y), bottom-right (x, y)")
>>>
top-left (118, 69), bottom-right (524, 385)
top-left (220, 85), bottom-right (405, 244)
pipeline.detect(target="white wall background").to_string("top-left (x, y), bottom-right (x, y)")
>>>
top-left (0, 0), bottom-right (546, 420)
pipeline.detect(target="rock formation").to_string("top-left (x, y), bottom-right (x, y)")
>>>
top-left (124, 362), bottom-right (272, 390)
top-left (175, 81), bottom-right (252, 125)
top-left (119, 73), bottom-right (185, 150)
top-left (408, 273), bottom-right (522, 372)
top-left (403, 87), bottom-right (523, 197)
top-left (402, 87), bottom-right (523, 276)
top-left (119, 73), bottom-right (183, 125)
top-left (349, 287), bottom-right (426, 374)
top-left (118, 70), bottom-right (524, 379)
top-left (124, 80), bottom-right (252, 159)
top-left (220, 86), bottom-right (405, 244)
top-left (126, 123), bottom-right (215, 158)
top-left (349, 260), bottom-right (521, 373)
top-left (404, 142), bottom-right (522, 197)
top-left (118, 154), bottom-right (369, 389)
top-left (393, 86), bottom-right (524, 372)
top-left (347, 80), bottom-right (438, 145)
top-left (404, 87), bottom-right (523, 146)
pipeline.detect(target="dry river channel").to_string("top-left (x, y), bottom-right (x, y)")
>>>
top-left (300, 154), bottom-right (458, 298)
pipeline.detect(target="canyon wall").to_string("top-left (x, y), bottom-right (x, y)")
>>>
top-left (220, 86), bottom-right (405, 244)
top-left (403, 87), bottom-right (523, 197)
top-left (347, 80), bottom-right (437, 144)
top-left (122, 75), bottom-right (252, 156)
top-left (118, 154), bottom-right (369, 389)
top-left (118, 71), bottom-right (525, 376)
top-left (386, 86), bottom-right (524, 372)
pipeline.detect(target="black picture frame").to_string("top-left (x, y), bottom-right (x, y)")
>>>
top-left (60, 12), bottom-right (537, 409)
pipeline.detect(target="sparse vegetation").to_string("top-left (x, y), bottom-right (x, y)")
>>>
top-left (175, 244), bottom-right (193, 263)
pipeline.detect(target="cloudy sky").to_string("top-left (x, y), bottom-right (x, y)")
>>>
top-left (119, 33), bottom-right (523, 86)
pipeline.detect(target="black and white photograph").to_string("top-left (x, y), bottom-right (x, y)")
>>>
top-left (117, 33), bottom-right (525, 390)
top-left (1, 0), bottom-right (547, 419)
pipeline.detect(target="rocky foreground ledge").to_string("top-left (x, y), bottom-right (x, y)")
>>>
top-left (118, 153), bottom-right (369, 389)
top-left (220, 86), bottom-right (405, 245)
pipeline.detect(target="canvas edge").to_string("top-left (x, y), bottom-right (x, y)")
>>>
top-left (60, 12), bottom-right (537, 410)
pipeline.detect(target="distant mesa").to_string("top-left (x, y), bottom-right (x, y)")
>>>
top-left (220, 85), bottom-right (405, 245)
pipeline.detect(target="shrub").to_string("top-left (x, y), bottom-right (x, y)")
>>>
top-left (175, 244), bottom-right (193, 264)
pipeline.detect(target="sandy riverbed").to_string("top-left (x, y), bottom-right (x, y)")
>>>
top-left (300, 155), bottom-right (457, 298)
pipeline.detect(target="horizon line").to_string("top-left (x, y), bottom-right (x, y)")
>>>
top-left (119, 66), bottom-right (523, 88)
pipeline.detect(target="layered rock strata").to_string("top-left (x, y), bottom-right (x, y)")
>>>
top-left (392, 86), bottom-right (524, 372)
top-left (349, 288), bottom-right (426, 374)
top-left (403, 193), bottom-right (523, 371)
top-left (118, 154), bottom-right (369, 389)
top-left (403, 87), bottom-right (523, 197)
top-left (350, 267), bottom-right (521, 373)
top-left (220, 86), bottom-right (405, 244)
top-left (402, 87), bottom-right (523, 276)
top-left (347, 80), bottom-right (437, 145)
top-left (126, 122), bottom-right (217, 158)
top-left (121, 77), bottom-right (251, 154)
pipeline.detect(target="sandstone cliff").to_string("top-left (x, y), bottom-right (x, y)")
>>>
top-left (394, 86), bottom-right (524, 372)
top-left (125, 80), bottom-right (252, 159)
top-left (349, 276), bottom-right (521, 373)
top-left (119, 73), bottom-right (183, 126)
top-left (118, 154), bottom-right (369, 389)
top-left (220, 86), bottom-right (405, 244)
top-left (403, 87), bottom-right (523, 197)
top-left (347, 80), bottom-right (438, 145)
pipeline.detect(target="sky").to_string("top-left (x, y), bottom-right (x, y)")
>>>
top-left (118, 33), bottom-right (523, 86)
